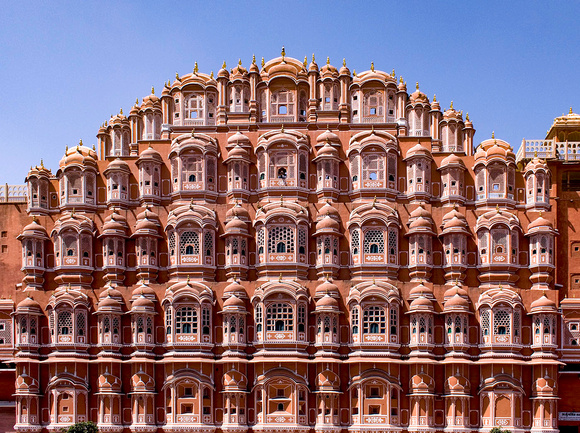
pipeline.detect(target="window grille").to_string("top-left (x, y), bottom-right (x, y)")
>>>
top-left (481, 309), bottom-right (490, 336)
top-left (351, 307), bottom-right (359, 334)
top-left (58, 311), bottom-right (72, 336)
top-left (491, 229), bottom-right (508, 254)
top-left (350, 155), bottom-right (359, 181)
top-left (298, 304), bottom-right (306, 332)
top-left (390, 307), bottom-right (397, 335)
top-left (255, 304), bottom-right (262, 332)
top-left (364, 230), bottom-right (385, 254)
top-left (494, 310), bottom-right (511, 335)
top-left (387, 153), bottom-right (397, 182)
top-left (182, 156), bottom-right (203, 183)
top-left (363, 306), bottom-right (386, 334)
top-left (268, 226), bottom-right (294, 254)
top-left (180, 231), bottom-right (200, 255)
top-left (112, 316), bottom-right (120, 335)
top-left (298, 228), bottom-right (306, 254)
top-left (351, 229), bottom-right (360, 254)
top-left (0, 319), bottom-right (11, 345)
top-left (362, 155), bottom-right (384, 181)
top-left (76, 311), bottom-right (86, 337)
top-left (266, 303), bottom-right (293, 332)
top-left (388, 229), bottom-right (397, 256)
top-left (176, 307), bottom-right (197, 334)
top-left (514, 309), bottom-right (520, 336)
top-left (202, 306), bottom-right (210, 335)
top-left (204, 231), bottom-right (213, 257)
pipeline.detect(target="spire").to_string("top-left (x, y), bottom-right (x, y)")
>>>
top-left (303, 56), bottom-right (307, 68)
top-left (281, 46), bottom-right (286, 61)
top-left (222, 60), bottom-right (226, 69)
top-left (492, 131), bottom-right (495, 139)
top-left (450, 100), bottom-right (454, 109)
top-left (279, 273), bottom-right (283, 283)
top-left (466, 112), bottom-right (469, 121)
top-left (399, 75), bottom-right (403, 84)
top-left (210, 71), bottom-right (214, 79)
top-left (343, 58), bottom-right (346, 67)
top-left (151, 86), bottom-right (154, 95)
top-left (433, 94), bottom-right (437, 102)
top-left (193, 61), bottom-right (198, 74)
top-left (370, 62), bottom-right (375, 72)
top-left (238, 58), bottom-right (242, 67)
top-left (175, 71), bottom-right (180, 80)
top-left (261, 57), bottom-right (265, 67)
top-left (252, 54), bottom-right (256, 64)
top-left (570, 107), bottom-right (574, 114)
top-left (391, 68), bottom-right (395, 77)
top-left (312, 53), bottom-right (315, 63)
top-left (416, 81), bottom-right (419, 91)
top-left (119, 108), bottom-right (123, 115)
top-left (326, 56), bottom-right (330, 65)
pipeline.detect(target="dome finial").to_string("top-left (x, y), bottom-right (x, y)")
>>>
top-left (261, 57), bottom-right (265, 67)
top-left (92, 143), bottom-right (95, 151)
top-left (534, 150), bottom-right (538, 157)
top-left (252, 54), bottom-right (256, 64)
top-left (450, 100), bottom-right (453, 109)
top-left (312, 53), bottom-right (315, 62)
top-left (222, 60), bottom-right (226, 69)
top-left (135, 98), bottom-right (139, 106)
top-left (391, 68), bottom-right (395, 77)
top-left (151, 86), bottom-right (154, 95)
top-left (189, 197), bottom-right (194, 210)
top-left (280, 195), bottom-right (284, 207)
top-left (433, 94), bottom-right (437, 102)
top-left (343, 58), bottom-right (346, 67)
top-left (191, 127), bottom-right (195, 137)
top-left (353, 69), bottom-right (356, 77)
top-left (326, 56), bottom-right (330, 65)
top-left (466, 112), bottom-right (469, 121)
top-left (280, 123), bottom-right (284, 133)
top-left (399, 75), bottom-right (403, 84)
top-left (370, 62), bottom-right (375, 72)
top-left (416, 81), bottom-right (419, 91)
top-left (303, 56), bottom-right (307, 68)
top-left (210, 71), bottom-right (214, 79)
top-left (40, 158), bottom-right (44, 168)
top-left (539, 210), bottom-right (543, 217)
top-left (175, 71), bottom-right (180, 80)
top-left (496, 204), bottom-right (500, 213)
top-left (570, 107), bottom-right (574, 114)
top-left (279, 273), bottom-right (283, 283)
top-left (193, 61), bottom-right (198, 74)
top-left (238, 58), bottom-right (242, 67)
top-left (79, 139), bottom-right (83, 147)
top-left (281, 46), bottom-right (285, 60)
top-left (372, 196), bottom-right (377, 207)
top-left (120, 108), bottom-right (123, 115)
top-left (491, 131), bottom-right (495, 139)
top-left (186, 275), bottom-right (190, 286)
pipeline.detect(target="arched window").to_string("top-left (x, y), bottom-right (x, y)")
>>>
top-left (180, 231), bottom-right (200, 256)
top-left (176, 307), bottom-right (197, 334)
top-left (268, 227), bottom-right (294, 254)
top-left (266, 303), bottom-right (293, 332)
top-left (363, 306), bottom-right (386, 334)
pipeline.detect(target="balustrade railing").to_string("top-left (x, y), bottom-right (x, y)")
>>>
top-left (517, 139), bottom-right (580, 162)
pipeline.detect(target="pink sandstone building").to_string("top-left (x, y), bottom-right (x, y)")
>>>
top-left (0, 50), bottom-right (579, 433)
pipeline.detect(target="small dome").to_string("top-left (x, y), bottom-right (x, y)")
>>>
top-left (443, 216), bottom-right (468, 231)
top-left (100, 286), bottom-right (123, 300)
top-left (531, 294), bottom-right (556, 310)
top-left (316, 141), bottom-right (339, 158)
top-left (227, 131), bottom-right (251, 147)
top-left (223, 294), bottom-right (245, 308)
top-left (16, 296), bottom-right (41, 311)
top-left (59, 144), bottom-right (98, 169)
top-left (316, 294), bottom-right (339, 309)
top-left (318, 201), bottom-right (340, 220)
top-left (315, 279), bottom-right (339, 297)
top-left (445, 293), bottom-right (469, 309)
top-left (440, 153), bottom-right (466, 168)
top-left (226, 144), bottom-right (250, 160)
top-left (132, 284), bottom-right (156, 299)
top-left (443, 107), bottom-right (463, 120)
top-left (138, 146), bottom-right (163, 163)
top-left (443, 284), bottom-right (467, 299)
top-left (226, 203), bottom-right (250, 221)
top-left (225, 216), bottom-right (248, 233)
top-left (409, 216), bottom-right (432, 230)
top-left (409, 88), bottom-right (429, 104)
top-left (98, 295), bottom-right (121, 311)
top-left (217, 63), bottom-right (230, 79)
top-left (405, 142), bottom-right (431, 159)
top-left (104, 158), bottom-right (130, 173)
top-left (409, 205), bottom-right (431, 220)
top-left (21, 218), bottom-right (48, 238)
top-left (409, 281), bottom-right (433, 298)
top-left (528, 215), bottom-right (553, 231)
top-left (135, 208), bottom-right (161, 233)
top-left (316, 214), bottom-right (340, 232)
top-left (132, 294), bottom-right (155, 309)
top-left (316, 129), bottom-right (340, 145)
top-left (409, 295), bottom-right (434, 311)
top-left (223, 280), bottom-right (246, 297)
top-left (339, 61), bottom-right (350, 76)
top-left (102, 210), bottom-right (128, 234)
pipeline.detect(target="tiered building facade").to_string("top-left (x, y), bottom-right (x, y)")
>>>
top-left (1, 51), bottom-right (580, 433)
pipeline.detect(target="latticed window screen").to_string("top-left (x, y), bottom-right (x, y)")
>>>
top-left (476, 168), bottom-right (485, 192)
top-left (268, 226), bottom-right (294, 253)
top-left (298, 304), bottom-right (306, 331)
top-left (478, 232), bottom-right (488, 254)
top-left (186, 93), bottom-right (204, 119)
top-left (76, 311), bottom-right (86, 336)
top-left (350, 155), bottom-right (359, 181)
top-left (146, 317), bottom-right (153, 334)
top-left (255, 305), bottom-right (262, 332)
top-left (364, 90), bottom-right (384, 116)
top-left (362, 155), bottom-right (384, 181)
top-left (180, 231), bottom-right (200, 255)
top-left (363, 306), bottom-right (386, 334)
top-left (364, 230), bottom-right (385, 254)
top-left (49, 312), bottom-right (55, 336)
top-left (489, 165), bottom-right (505, 193)
top-left (351, 229), bottom-right (360, 254)
top-left (514, 309), bottom-right (520, 336)
top-left (390, 308), bottom-right (397, 334)
top-left (269, 152), bottom-right (295, 180)
top-left (511, 232), bottom-right (519, 256)
top-left (165, 308), bottom-right (172, 335)
top-left (481, 309), bottom-right (490, 336)
top-left (204, 231), bottom-right (213, 257)
top-left (0, 319), bottom-right (11, 345)
top-left (176, 307), bottom-right (197, 334)
top-left (58, 311), bottom-right (72, 335)
top-left (266, 303), bottom-right (293, 332)
top-left (169, 232), bottom-right (176, 256)
top-left (387, 154), bottom-right (397, 182)
top-left (298, 228), bottom-right (306, 253)
top-left (182, 156), bottom-right (203, 182)
top-left (492, 229), bottom-right (508, 254)
top-left (257, 228), bottom-right (264, 249)
top-left (494, 310), bottom-right (511, 335)
top-left (202, 306), bottom-right (210, 335)
top-left (351, 307), bottom-right (359, 334)
top-left (388, 229), bottom-right (397, 256)
top-left (206, 157), bottom-right (216, 183)
top-left (63, 235), bottom-right (77, 256)
top-left (112, 316), bottom-right (120, 334)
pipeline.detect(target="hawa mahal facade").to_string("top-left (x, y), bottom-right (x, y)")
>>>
top-left (1, 50), bottom-right (580, 433)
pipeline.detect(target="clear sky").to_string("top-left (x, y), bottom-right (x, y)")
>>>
top-left (0, 1), bottom-right (579, 184)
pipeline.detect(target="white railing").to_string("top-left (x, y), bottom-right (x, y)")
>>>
top-left (0, 184), bottom-right (27, 203)
top-left (517, 139), bottom-right (580, 162)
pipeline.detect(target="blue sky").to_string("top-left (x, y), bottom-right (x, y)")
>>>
top-left (0, 1), bottom-right (578, 184)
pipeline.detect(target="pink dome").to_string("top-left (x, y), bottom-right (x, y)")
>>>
top-left (316, 215), bottom-right (339, 231)
top-left (223, 294), bottom-right (245, 308)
